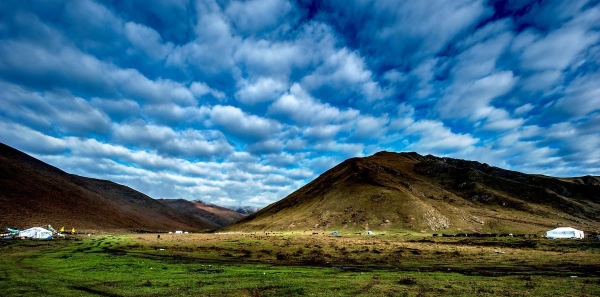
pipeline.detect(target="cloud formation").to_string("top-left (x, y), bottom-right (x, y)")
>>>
top-left (1, 0), bottom-right (599, 206)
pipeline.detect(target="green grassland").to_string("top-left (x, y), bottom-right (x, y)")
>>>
top-left (1, 232), bottom-right (599, 296)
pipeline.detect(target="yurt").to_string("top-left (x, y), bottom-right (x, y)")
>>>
top-left (18, 227), bottom-right (53, 239)
top-left (546, 227), bottom-right (584, 239)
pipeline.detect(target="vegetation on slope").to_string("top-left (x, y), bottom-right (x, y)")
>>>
top-left (226, 151), bottom-right (600, 234)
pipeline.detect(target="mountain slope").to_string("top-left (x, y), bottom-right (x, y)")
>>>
top-left (0, 142), bottom-right (218, 231)
top-left (157, 199), bottom-right (244, 228)
top-left (225, 151), bottom-right (600, 234)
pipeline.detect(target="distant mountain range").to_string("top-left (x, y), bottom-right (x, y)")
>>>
top-left (0, 142), bottom-right (242, 232)
top-left (225, 151), bottom-right (600, 234)
top-left (3, 142), bottom-right (598, 235)
top-left (224, 205), bottom-right (262, 215)
top-left (156, 199), bottom-right (245, 227)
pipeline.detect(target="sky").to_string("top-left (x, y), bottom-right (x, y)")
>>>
top-left (1, 0), bottom-right (599, 207)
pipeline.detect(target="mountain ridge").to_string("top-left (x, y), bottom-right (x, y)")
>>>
top-left (0, 142), bottom-right (240, 231)
top-left (225, 151), bottom-right (600, 234)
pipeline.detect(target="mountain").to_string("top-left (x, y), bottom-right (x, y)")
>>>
top-left (0, 142), bottom-right (229, 232)
top-left (225, 151), bottom-right (600, 234)
top-left (225, 205), bottom-right (262, 215)
top-left (157, 199), bottom-right (244, 228)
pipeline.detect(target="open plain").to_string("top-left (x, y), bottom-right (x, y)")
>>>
top-left (1, 232), bottom-right (599, 296)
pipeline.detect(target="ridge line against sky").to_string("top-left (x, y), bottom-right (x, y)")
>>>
top-left (0, 0), bottom-right (599, 206)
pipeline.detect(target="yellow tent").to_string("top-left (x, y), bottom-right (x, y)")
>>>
top-left (59, 226), bottom-right (64, 232)
top-left (71, 228), bottom-right (75, 234)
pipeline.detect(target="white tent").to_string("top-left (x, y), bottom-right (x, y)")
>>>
top-left (19, 227), bottom-right (53, 239)
top-left (546, 227), bottom-right (584, 239)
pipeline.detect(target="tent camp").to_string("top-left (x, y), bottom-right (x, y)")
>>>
top-left (19, 227), bottom-right (53, 239)
top-left (546, 227), bottom-right (584, 239)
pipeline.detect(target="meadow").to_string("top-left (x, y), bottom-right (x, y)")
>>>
top-left (1, 232), bottom-right (599, 296)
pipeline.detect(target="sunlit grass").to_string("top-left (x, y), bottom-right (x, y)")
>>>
top-left (1, 233), bottom-right (599, 296)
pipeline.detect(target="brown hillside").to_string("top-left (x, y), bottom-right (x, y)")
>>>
top-left (157, 199), bottom-right (244, 228)
top-left (225, 151), bottom-right (600, 234)
top-left (0, 142), bottom-right (216, 232)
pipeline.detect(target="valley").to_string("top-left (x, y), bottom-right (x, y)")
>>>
top-left (1, 232), bottom-right (599, 296)
top-left (2, 143), bottom-right (600, 296)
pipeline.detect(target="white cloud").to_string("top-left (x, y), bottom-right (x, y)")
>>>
top-left (351, 0), bottom-right (490, 62)
top-left (514, 103), bottom-right (534, 115)
top-left (0, 82), bottom-right (112, 135)
top-left (225, 0), bottom-right (293, 35)
top-left (190, 82), bottom-right (226, 99)
top-left (141, 103), bottom-right (209, 126)
top-left (517, 24), bottom-right (598, 71)
top-left (285, 138), bottom-right (306, 151)
top-left (452, 31), bottom-right (513, 81)
top-left (90, 98), bottom-right (140, 121)
top-left (125, 22), bottom-right (173, 59)
top-left (233, 22), bottom-right (336, 78)
top-left (303, 125), bottom-right (342, 140)
top-left (404, 120), bottom-right (479, 153)
top-left (0, 40), bottom-right (197, 105)
top-left (480, 108), bottom-right (525, 131)
top-left (352, 115), bottom-right (389, 139)
top-left (111, 121), bottom-right (233, 158)
top-left (301, 48), bottom-right (384, 101)
top-left (246, 139), bottom-right (284, 154)
top-left (552, 73), bottom-right (600, 118)
top-left (436, 71), bottom-right (518, 120)
top-left (209, 105), bottom-right (280, 141)
top-left (520, 70), bottom-right (563, 91)
top-left (235, 77), bottom-right (287, 104)
top-left (0, 121), bottom-right (67, 155)
top-left (166, 0), bottom-right (239, 74)
top-left (112, 121), bottom-right (176, 146)
top-left (269, 83), bottom-right (360, 125)
top-left (410, 58), bottom-right (438, 99)
top-left (313, 141), bottom-right (364, 157)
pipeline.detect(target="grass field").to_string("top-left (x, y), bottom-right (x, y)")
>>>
top-left (1, 232), bottom-right (599, 296)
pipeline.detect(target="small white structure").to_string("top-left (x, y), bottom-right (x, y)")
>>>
top-left (546, 227), bottom-right (584, 239)
top-left (19, 227), bottom-right (53, 239)
top-left (175, 230), bottom-right (183, 234)
top-left (365, 231), bottom-right (374, 235)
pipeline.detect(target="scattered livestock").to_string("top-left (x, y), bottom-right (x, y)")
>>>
top-left (436, 233), bottom-right (539, 238)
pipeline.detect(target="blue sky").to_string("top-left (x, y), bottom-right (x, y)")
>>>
top-left (1, 0), bottom-right (599, 206)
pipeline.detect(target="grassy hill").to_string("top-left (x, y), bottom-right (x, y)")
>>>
top-left (225, 151), bottom-right (600, 234)
top-left (157, 199), bottom-right (244, 228)
top-left (0, 142), bottom-right (236, 232)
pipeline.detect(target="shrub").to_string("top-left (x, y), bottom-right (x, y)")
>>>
top-left (398, 276), bottom-right (418, 285)
top-left (275, 252), bottom-right (289, 261)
